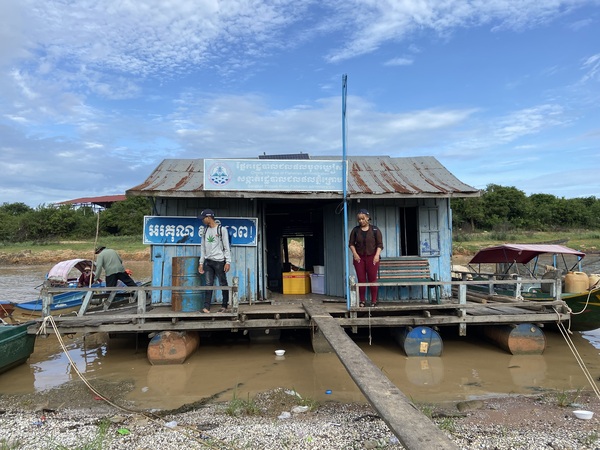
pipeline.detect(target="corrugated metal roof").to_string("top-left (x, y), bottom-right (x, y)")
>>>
top-left (56, 195), bottom-right (128, 205)
top-left (127, 156), bottom-right (479, 199)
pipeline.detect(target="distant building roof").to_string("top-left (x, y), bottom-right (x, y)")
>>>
top-left (56, 195), bottom-right (127, 209)
top-left (127, 155), bottom-right (479, 199)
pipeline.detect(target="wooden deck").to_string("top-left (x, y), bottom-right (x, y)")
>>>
top-left (29, 286), bottom-right (570, 335)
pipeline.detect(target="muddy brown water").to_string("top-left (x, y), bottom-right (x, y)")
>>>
top-left (2, 262), bottom-right (600, 410)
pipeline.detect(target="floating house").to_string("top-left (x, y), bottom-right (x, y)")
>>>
top-left (128, 154), bottom-right (480, 305)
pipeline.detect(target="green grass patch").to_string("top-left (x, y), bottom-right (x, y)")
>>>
top-left (225, 392), bottom-right (261, 417)
top-left (0, 236), bottom-right (145, 256)
top-left (453, 230), bottom-right (600, 255)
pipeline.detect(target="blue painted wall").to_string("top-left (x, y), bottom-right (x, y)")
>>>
top-left (150, 196), bottom-right (454, 305)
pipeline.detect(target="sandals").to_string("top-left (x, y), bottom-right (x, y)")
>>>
top-left (202, 308), bottom-right (210, 314)
top-left (359, 302), bottom-right (379, 307)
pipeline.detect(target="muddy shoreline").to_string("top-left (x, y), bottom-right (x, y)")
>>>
top-left (1, 383), bottom-right (599, 449)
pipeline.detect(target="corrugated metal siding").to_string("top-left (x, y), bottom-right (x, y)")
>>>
top-left (150, 198), bottom-right (259, 304)
top-left (127, 156), bottom-right (479, 199)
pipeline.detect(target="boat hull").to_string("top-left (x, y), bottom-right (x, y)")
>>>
top-left (467, 284), bottom-right (600, 332)
top-left (0, 301), bottom-right (15, 319)
top-left (11, 290), bottom-right (88, 322)
top-left (561, 288), bottom-right (600, 332)
top-left (10, 281), bottom-right (143, 322)
top-left (0, 321), bottom-right (37, 374)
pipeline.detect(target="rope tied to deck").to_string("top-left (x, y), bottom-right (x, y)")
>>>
top-left (567, 288), bottom-right (595, 316)
top-left (367, 307), bottom-right (372, 345)
top-left (553, 307), bottom-right (600, 400)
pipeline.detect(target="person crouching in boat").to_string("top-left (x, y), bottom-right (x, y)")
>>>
top-left (78, 266), bottom-right (95, 287)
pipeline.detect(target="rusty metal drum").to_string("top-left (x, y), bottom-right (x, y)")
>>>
top-left (171, 256), bottom-right (203, 312)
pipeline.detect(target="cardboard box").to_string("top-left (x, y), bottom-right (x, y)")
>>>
top-left (313, 265), bottom-right (325, 275)
top-left (310, 274), bottom-right (325, 294)
top-left (283, 271), bottom-right (311, 294)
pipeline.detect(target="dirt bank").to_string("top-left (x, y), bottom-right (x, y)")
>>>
top-left (1, 248), bottom-right (469, 266)
top-left (0, 248), bottom-right (151, 265)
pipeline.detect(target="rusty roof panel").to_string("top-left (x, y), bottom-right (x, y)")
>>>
top-left (346, 156), bottom-right (477, 196)
top-left (131, 159), bottom-right (205, 193)
top-left (127, 156), bottom-right (479, 198)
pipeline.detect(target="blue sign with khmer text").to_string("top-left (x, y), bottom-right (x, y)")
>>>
top-left (143, 216), bottom-right (257, 246)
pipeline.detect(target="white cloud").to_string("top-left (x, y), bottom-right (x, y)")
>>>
top-left (324, 0), bottom-right (589, 62)
top-left (581, 53), bottom-right (600, 83)
top-left (0, 0), bottom-right (598, 205)
top-left (383, 57), bottom-right (414, 66)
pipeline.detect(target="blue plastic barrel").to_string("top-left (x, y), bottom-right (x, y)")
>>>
top-left (172, 256), bottom-right (204, 312)
top-left (396, 326), bottom-right (443, 357)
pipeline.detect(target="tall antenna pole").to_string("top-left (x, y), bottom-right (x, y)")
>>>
top-left (342, 74), bottom-right (351, 308)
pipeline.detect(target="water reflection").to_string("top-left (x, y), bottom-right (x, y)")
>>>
top-left (405, 357), bottom-right (444, 386)
top-left (581, 328), bottom-right (600, 348)
top-left (508, 355), bottom-right (547, 387)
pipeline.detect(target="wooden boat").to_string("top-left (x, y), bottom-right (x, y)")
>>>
top-left (9, 258), bottom-right (145, 322)
top-left (0, 320), bottom-right (37, 374)
top-left (0, 301), bottom-right (15, 319)
top-left (10, 258), bottom-right (103, 322)
top-left (12, 290), bottom-right (93, 321)
top-left (465, 244), bottom-right (600, 331)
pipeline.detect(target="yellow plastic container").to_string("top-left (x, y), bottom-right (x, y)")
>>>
top-left (283, 271), bottom-right (311, 294)
top-left (589, 274), bottom-right (600, 289)
top-left (564, 271), bottom-right (589, 294)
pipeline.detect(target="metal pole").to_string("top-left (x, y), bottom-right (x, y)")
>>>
top-left (342, 74), bottom-right (351, 309)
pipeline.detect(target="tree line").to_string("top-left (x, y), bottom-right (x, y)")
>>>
top-left (0, 197), bottom-right (150, 243)
top-left (1, 184), bottom-right (599, 243)
top-left (452, 184), bottom-right (600, 231)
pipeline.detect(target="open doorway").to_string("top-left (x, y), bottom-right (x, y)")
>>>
top-left (284, 237), bottom-right (305, 271)
top-left (263, 202), bottom-right (324, 293)
top-left (399, 207), bottom-right (419, 256)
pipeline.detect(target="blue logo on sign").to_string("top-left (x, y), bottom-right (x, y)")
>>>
top-left (209, 163), bottom-right (230, 186)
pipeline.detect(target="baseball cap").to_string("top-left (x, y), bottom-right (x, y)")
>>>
top-left (358, 208), bottom-right (370, 216)
top-left (200, 209), bottom-right (215, 219)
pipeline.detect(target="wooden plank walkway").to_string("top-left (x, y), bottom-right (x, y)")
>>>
top-left (303, 301), bottom-right (457, 450)
top-left (29, 296), bottom-right (570, 335)
top-left (21, 281), bottom-right (571, 336)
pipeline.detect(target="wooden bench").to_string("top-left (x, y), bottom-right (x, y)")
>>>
top-left (378, 257), bottom-right (440, 304)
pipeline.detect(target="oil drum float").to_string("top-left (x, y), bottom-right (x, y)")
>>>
top-left (147, 330), bottom-right (199, 365)
top-left (483, 323), bottom-right (546, 355)
top-left (393, 326), bottom-right (443, 357)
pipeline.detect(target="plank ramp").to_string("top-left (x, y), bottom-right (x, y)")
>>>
top-left (302, 302), bottom-right (457, 450)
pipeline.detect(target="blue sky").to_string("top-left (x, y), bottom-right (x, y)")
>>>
top-left (1, 0), bottom-right (599, 207)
